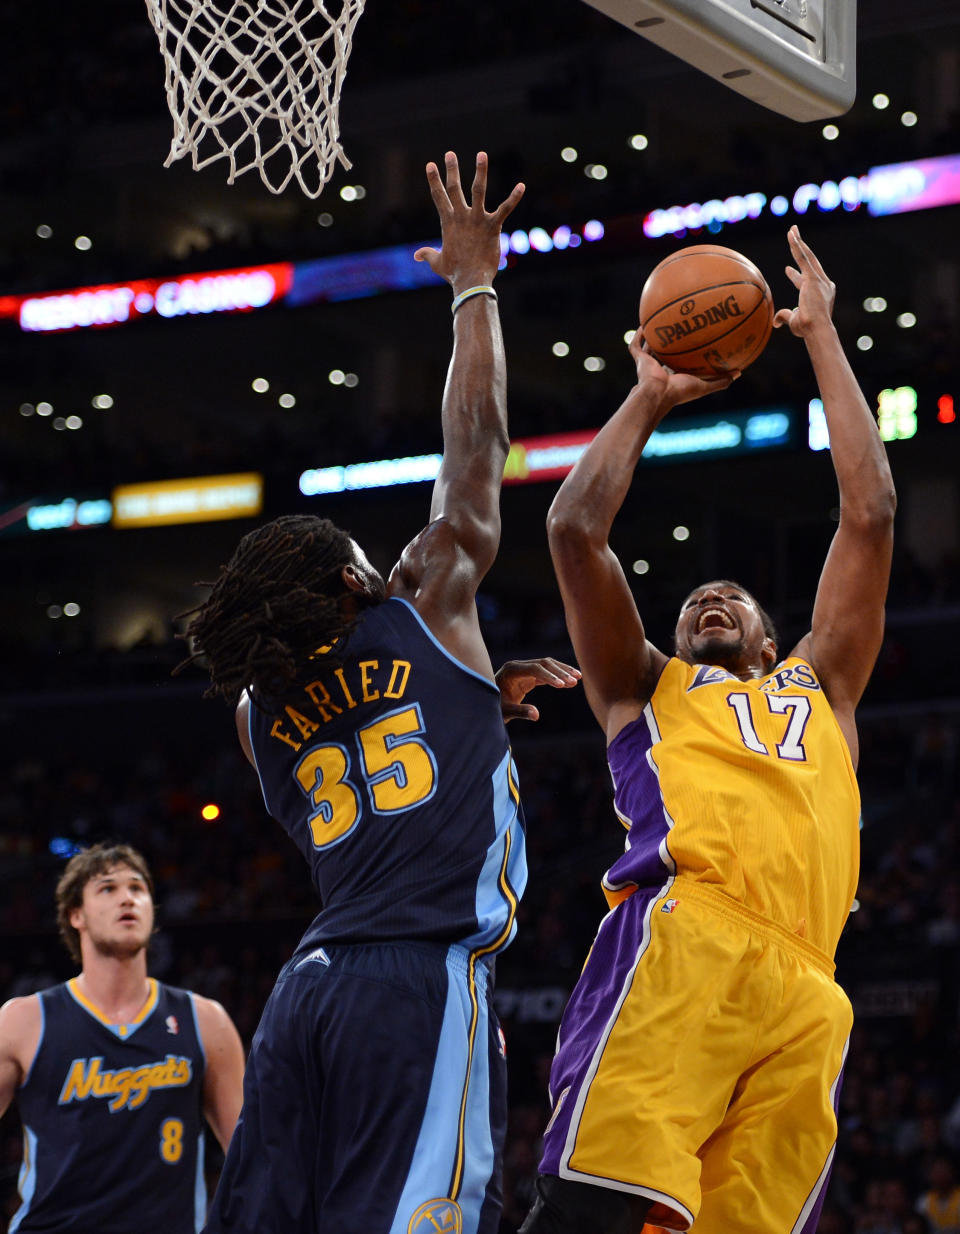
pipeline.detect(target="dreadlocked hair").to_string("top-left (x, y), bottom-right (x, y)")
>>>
top-left (176, 515), bottom-right (361, 707)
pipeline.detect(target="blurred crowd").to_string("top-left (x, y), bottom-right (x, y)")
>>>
top-left (1, 685), bottom-right (958, 1231)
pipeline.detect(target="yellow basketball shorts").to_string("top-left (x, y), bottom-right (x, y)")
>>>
top-left (538, 876), bottom-right (853, 1232)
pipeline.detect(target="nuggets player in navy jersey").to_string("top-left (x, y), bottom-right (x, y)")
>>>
top-left (180, 152), bottom-right (578, 1234)
top-left (520, 227), bottom-right (897, 1234)
top-left (0, 843), bottom-right (245, 1234)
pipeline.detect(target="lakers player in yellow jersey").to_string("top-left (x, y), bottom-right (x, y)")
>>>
top-left (520, 226), bottom-right (896, 1234)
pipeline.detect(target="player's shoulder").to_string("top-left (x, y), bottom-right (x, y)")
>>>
top-left (0, 991), bottom-right (44, 1052)
top-left (185, 992), bottom-right (239, 1037)
top-left (184, 992), bottom-right (244, 1067)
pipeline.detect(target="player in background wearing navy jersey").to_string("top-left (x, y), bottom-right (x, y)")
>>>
top-left (0, 843), bottom-right (245, 1234)
top-left (180, 152), bottom-right (579, 1234)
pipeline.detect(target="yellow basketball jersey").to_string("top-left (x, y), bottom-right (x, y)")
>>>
top-left (603, 656), bottom-right (860, 958)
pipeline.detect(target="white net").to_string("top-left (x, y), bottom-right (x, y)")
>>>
top-left (145, 0), bottom-right (366, 198)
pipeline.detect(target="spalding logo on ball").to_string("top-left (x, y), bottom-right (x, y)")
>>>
top-left (638, 245), bottom-right (774, 378)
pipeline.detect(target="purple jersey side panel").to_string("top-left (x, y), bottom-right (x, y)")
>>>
top-left (603, 707), bottom-right (675, 897)
top-left (795, 1037), bottom-right (849, 1234)
top-left (538, 883), bottom-right (668, 1177)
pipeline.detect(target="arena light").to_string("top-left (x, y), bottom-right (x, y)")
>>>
top-left (5, 154), bottom-right (960, 333)
top-left (10, 263), bottom-right (294, 333)
top-left (642, 152), bottom-right (960, 237)
top-left (300, 454), bottom-right (443, 495)
top-left (112, 473), bottom-right (263, 528)
top-left (299, 409), bottom-right (796, 497)
top-left (49, 837), bottom-right (84, 858)
top-left (937, 395), bottom-right (956, 425)
top-left (25, 497), bottom-right (113, 532)
top-left (877, 387), bottom-right (918, 442)
top-left (811, 386), bottom-right (927, 450)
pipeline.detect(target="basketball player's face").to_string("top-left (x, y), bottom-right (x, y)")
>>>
top-left (72, 864), bottom-right (154, 960)
top-left (675, 582), bottom-right (773, 676)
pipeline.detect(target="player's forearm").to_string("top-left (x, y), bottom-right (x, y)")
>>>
top-left (807, 324), bottom-right (896, 523)
top-left (431, 295), bottom-right (509, 523)
top-left (548, 381), bottom-right (665, 546)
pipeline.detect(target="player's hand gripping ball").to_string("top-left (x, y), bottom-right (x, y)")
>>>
top-left (638, 244), bottom-right (774, 377)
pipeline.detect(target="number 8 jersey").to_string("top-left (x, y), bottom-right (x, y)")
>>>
top-left (247, 597), bottom-right (527, 958)
top-left (11, 980), bottom-right (206, 1234)
top-left (602, 656), bottom-right (860, 960)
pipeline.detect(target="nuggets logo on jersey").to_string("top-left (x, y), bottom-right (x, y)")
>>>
top-left (58, 1054), bottom-right (193, 1112)
top-left (12, 981), bottom-right (205, 1234)
top-left (407, 1199), bottom-right (463, 1234)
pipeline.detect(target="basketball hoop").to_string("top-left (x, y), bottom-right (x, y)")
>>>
top-left (144, 0), bottom-right (366, 198)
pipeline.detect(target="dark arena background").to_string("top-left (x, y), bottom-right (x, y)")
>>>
top-left (3, 1), bottom-right (960, 1229)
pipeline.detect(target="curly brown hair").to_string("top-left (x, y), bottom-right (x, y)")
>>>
top-left (176, 515), bottom-right (362, 707)
top-left (55, 843), bottom-right (155, 965)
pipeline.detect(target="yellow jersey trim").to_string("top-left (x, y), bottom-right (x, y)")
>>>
top-left (67, 977), bottom-right (159, 1038)
top-left (450, 827), bottom-right (519, 1200)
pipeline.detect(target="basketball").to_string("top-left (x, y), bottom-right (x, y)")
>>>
top-left (638, 244), bottom-right (774, 378)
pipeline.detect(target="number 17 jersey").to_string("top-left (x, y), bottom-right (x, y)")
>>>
top-left (247, 597), bottom-right (527, 957)
top-left (603, 655), bottom-right (860, 959)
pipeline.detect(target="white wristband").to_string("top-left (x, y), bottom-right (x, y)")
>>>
top-left (451, 285), bottom-right (498, 314)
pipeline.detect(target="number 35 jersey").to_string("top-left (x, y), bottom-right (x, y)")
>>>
top-left (603, 656), bottom-right (860, 959)
top-left (11, 980), bottom-right (206, 1234)
top-left (247, 597), bottom-right (527, 956)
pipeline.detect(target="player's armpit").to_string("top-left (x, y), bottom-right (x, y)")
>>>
top-left (387, 519), bottom-right (497, 683)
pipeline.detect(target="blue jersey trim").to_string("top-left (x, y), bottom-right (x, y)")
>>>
top-left (9, 1124), bottom-right (38, 1232)
top-left (187, 992), bottom-right (207, 1070)
top-left (387, 948), bottom-right (493, 1234)
top-left (462, 750), bottom-right (526, 953)
top-left (19, 994), bottom-right (45, 1089)
top-left (193, 1128), bottom-right (207, 1233)
top-left (390, 598), bottom-right (499, 694)
top-left (458, 976), bottom-right (494, 1234)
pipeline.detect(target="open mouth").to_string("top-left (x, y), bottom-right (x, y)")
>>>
top-left (696, 606), bottom-right (736, 633)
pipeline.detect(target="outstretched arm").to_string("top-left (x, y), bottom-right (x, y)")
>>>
top-left (388, 152), bottom-right (524, 677)
top-left (547, 337), bottom-right (734, 741)
top-left (779, 226), bottom-right (896, 765)
top-left (495, 657), bottom-right (581, 723)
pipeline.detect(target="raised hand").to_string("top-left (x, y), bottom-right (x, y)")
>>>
top-left (773, 224), bottom-right (837, 337)
top-left (495, 658), bottom-right (581, 723)
top-left (628, 328), bottom-right (738, 410)
top-left (414, 151), bottom-right (525, 294)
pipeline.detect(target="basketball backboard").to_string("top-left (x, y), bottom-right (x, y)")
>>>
top-left (580, 0), bottom-right (856, 122)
